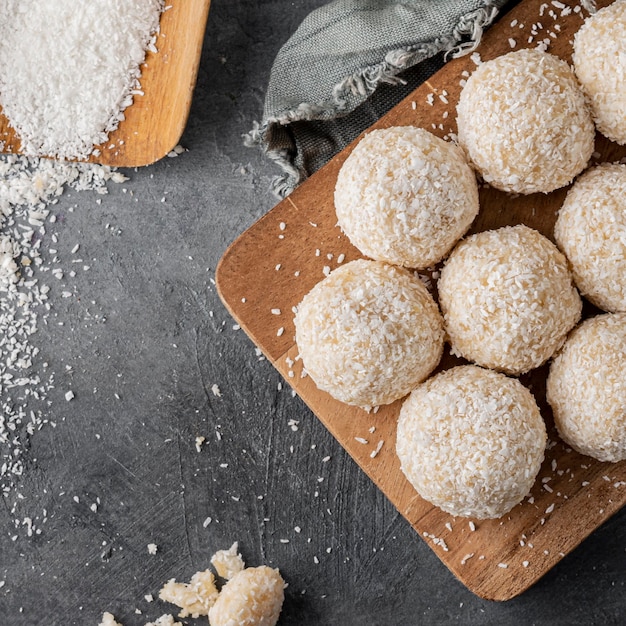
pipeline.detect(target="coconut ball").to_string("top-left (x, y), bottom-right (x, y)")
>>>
top-left (334, 126), bottom-right (479, 269)
top-left (294, 259), bottom-right (444, 408)
top-left (397, 365), bottom-right (546, 519)
top-left (456, 48), bottom-right (595, 194)
top-left (554, 163), bottom-right (626, 312)
top-left (547, 313), bottom-right (626, 463)
top-left (438, 225), bottom-right (582, 375)
top-left (573, 0), bottom-right (626, 145)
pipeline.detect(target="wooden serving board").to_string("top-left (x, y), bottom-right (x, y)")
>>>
top-left (0, 0), bottom-right (211, 167)
top-left (216, 0), bottom-right (626, 601)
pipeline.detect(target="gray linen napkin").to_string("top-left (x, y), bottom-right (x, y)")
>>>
top-left (246, 0), bottom-right (512, 196)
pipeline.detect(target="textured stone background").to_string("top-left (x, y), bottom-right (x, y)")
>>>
top-left (1, 1), bottom-right (624, 624)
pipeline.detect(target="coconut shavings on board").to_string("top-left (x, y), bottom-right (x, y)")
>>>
top-left (0, 0), bottom-right (165, 160)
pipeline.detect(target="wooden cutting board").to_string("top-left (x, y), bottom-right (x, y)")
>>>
top-left (216, 0), bottom-right (626, 601)
top-left (0, 0), bottom-right (211, 167)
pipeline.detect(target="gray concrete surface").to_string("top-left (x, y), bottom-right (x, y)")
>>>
top-left (1, 1), bottom-right (624, 625)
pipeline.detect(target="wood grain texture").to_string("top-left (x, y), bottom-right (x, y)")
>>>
top-left (0, 0), bottom-right (210, 167)
top-left (216, 0), bottom-right (626, 601)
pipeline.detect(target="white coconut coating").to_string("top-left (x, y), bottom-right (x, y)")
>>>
top-left (397, 365), bottom-right (546, 519)
top-left (555, 163), bottom-right (626, 312)
top-left (547, 313), bottom-right (626, 463)
top-left (573, 0), bottom-right (626, 145)
top-left (208, 566), bottom-right (285, 626)
top-left (294, 259), bottom-right (444, 408)
top-left (334, 126), bottom-right (479, 269)
top-left (457, 49), bottom-right (595, 194)
top-left (438, 225), bottom-right (582, 375)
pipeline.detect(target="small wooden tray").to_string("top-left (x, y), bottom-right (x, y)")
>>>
top-left (217, 0), bottom-right (626, 601)
top-left (0, 0), bottom-right (211, 167)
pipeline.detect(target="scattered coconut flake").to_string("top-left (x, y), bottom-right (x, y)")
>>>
top-left (370, 440), bottom-right (384, 458)
top-left (423, 532), bottom-right (449, 552)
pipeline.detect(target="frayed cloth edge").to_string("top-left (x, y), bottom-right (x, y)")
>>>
top-left (244, 2), bottom-right (502, 197)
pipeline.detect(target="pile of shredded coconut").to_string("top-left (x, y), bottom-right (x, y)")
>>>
top-left (438, 225), bottom-right (581, 375)
top-left (294, 259), bottom-right (444, 408)
top-left (547, 312), bottom-right (626, 463)
top-left (397, 365), bottom-right (546, 519)
top-left (573, 0), bottom-right (626, 145)
top-left (456, 48), bottom-right (594, 194)
top-left (0, 0), bottom-right (164, 160)
top-left (554, 163), bottom-right (626, 312)
top-left (334, 126), bottom-right (479, 269)
top-left (0, 155), bottom-right (126, 500)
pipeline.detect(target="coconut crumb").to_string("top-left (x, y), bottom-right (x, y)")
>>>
top-left (159, 570), bottom-right (219, 619)
top-left (99, 613), bottom-right (123, 626)
top-left (208, 566), bottom-right (285, 626)
top-left (423, 532), bottom-right (449, 552)
top-left (211, 542), bottom-right (245, 580)
top-left (144, 617), bottom-right (182, 626)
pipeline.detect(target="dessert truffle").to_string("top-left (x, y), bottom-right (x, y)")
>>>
top-left (334, 126), bottom-right (479, 269)
top-left (396, 365), bottom-right (546, 519)
top-left (554, 163), bottom-right (626, 312)
top-left (294, 259), bottom-right (444, 408)
top-left (438, 225), bottom-right (582, 375)
top-left (573, 0), bottom-right (626, 145)
top-left (456, 48), bottom-right (594, 194)
top-left (547, 313), bottom-right (626, 463)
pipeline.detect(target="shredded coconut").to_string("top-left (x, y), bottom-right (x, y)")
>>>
top-left (0, 0), bottom-right (165, 159)
top-left (211, 542), bottom-right (245, 580)
top-left (208, 566), bottom-right (286, 626)
top-left (159, 570), bottom-right (219, 619)
top-left (0, 156), bottom-right (125, 502)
